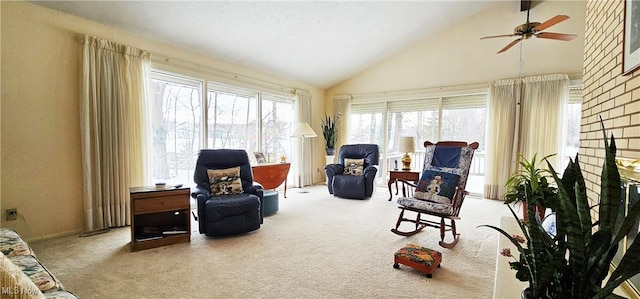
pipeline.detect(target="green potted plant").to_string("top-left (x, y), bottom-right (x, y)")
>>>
top-left (481, 121), bottom-right (640, 299)
top-left (321, 113), bottom-right (341, 155)
top-left (504, 153), bottom-right (558, 220)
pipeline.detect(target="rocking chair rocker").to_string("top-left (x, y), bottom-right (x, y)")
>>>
top-left (391, 141), bottom-right (479, 248)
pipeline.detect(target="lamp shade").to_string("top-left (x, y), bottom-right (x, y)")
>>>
top-left (398, 136), bottom-right (415, 153)
top-left (291, 122), bottom-right (317, 138)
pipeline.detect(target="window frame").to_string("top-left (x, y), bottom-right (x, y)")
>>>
top-left (147, 65), bottom-right (297, 186)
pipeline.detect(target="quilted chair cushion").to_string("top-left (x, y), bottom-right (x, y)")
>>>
top-left (423, 145), bottom-right (474, 188)
top-left (396, 196), bottom-right (454, 215)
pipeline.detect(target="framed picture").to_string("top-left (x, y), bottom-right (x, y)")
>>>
top-left (623, 0), bottom-right (640, 75)
top-left (254, 152), bottom-right (266, 164)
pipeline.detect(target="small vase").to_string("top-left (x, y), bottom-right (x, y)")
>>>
top-left (325, 148), bottom-right (335, 156)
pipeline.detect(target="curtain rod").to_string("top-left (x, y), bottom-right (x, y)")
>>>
top-left (345, 72), bottom-right (584, 101)
top-left (345, 83), bottom-right (487, 101)
top-left (75, 34), bottom-right (296, 94)
top-left (152, 54), bottom-right (296, 94)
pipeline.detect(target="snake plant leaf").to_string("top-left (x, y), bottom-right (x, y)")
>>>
top-left (547, 160), bottom-right (588, 297)
top-left (585, 230), bottom-right (614, 286)
top-left (598, 124), bottom-right (621, 234)
top-left (614, 199), bottom-right (640, 244)
top-left (601, 236), bottom-right (640, 298)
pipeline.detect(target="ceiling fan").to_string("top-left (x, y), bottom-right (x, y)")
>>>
top-left (480, 1), bottom-right (577, 54)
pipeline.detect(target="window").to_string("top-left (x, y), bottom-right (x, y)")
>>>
top-left (387, 98), bottom-right (440, 153)
top-left (262, 94), bottom-right (295, 163)
top-left (440, 94), bottom-right (487, 147)
top-left (149, 72), bottom-right (202, 185)
top-left (350, 102), bottom-right (385, 144)
top-left (564, 86), bottom-right (582, 163)
top-left (207, 84), bottom-right (259, 151)
top-left (148, 69), bottom-right (295, 185)
top-left (349, 93), bottom-right (487, 195)
top-left (441, 94), bottom-right (487, 195)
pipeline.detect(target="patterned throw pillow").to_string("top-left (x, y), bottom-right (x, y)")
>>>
top-left (343, 158), bottom-right (365, 176)
top-left (414, 169), bottom-right (460, 204)
top-left (207, 167), bottom-right (243, 196)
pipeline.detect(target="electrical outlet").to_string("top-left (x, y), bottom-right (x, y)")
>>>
top-left (6, 209), bottom-right (17, 221)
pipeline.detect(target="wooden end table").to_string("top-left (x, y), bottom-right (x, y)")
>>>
top-left (130, 186), bottom-right (191, 252)
top-left (252, 162), bottom-right (290, 197)
top-left (388, 170), bottom-right (420, 201)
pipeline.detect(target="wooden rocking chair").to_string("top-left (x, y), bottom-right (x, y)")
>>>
top-left (391, 141), bottom-right (479, 248)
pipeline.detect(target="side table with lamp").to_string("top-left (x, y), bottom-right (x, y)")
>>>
top-left (388, 136), bottom-right (419, 201)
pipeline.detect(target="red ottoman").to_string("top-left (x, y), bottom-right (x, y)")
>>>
top-left (393, 244), bottom-right (442, 278)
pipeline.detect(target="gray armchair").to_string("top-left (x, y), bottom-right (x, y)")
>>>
top-left (324, 144), bottom-right (379, 199)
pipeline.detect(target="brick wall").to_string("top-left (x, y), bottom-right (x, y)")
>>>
top-left (582, 0), bottom-right (640, 208)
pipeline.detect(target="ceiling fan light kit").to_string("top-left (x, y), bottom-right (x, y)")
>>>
top-left (481, 5), bottom-right (577, 54)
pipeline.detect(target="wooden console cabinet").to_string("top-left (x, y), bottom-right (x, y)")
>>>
top-left (130, 186), bottom-right (191, 252)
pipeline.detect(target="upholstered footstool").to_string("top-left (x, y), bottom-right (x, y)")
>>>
top-left (262, 190), bottom-right (279, 216)
top-left (393, 244), bottom-right (442, 278)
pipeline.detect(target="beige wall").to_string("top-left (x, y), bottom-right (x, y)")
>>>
top-left (326, 0), bottom-right (586, 105)
top-left (0, 1), bottom-right (324, 240)
top-left (582, 1), bottom-right (640, 202)
top-left (0, 2), bottom-right (2, 225)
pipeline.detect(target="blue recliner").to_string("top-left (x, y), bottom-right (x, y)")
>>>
top-left (324, 144), bottom-right (379, 199)
top-left (191, 149), bottom-right (263, 237)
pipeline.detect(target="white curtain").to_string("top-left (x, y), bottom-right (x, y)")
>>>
top-left (484, 79), bottom-right (521, 200)
top-left (80, 36), bottom-right (150, 230)
top-left (483, 74), bottom-right (569, 200)
top-left (333, 95), bottom-right (352, 150)
top-left (520, 74), bottom-right (569, 171)
top-left (294, 89), bottom-right (313, 187)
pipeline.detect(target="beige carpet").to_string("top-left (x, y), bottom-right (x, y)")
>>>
top-left (30, 185), bottom-right (505, 299)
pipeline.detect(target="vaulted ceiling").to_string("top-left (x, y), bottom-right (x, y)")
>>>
top-left (31, 1), bottom-right (510, 89)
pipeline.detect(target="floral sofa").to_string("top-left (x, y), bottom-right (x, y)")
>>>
top-left (0, 228), bottom-right (77, 298)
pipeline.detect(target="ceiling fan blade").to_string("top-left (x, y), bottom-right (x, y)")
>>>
top-left (534, 15), bottom-right (570, 32)
top-left (480, 34), bottom-right (517, 40)
top-left (536, 32), bottom-right (577, 41)
top-left (497, 38), bottom-right (523, 54)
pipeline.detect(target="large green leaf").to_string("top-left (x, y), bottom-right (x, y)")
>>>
top-left (548, 160), bottom-right (588, 298)
top-left (598, 128), bottom-right (621, 234)
top-left (600, 236), bottom-right (640, 298)
top-left (614, 199), bottom-right (640, 244)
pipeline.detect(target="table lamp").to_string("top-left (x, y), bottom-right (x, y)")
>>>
top-left (398, 136), bottom-right (415, 170)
